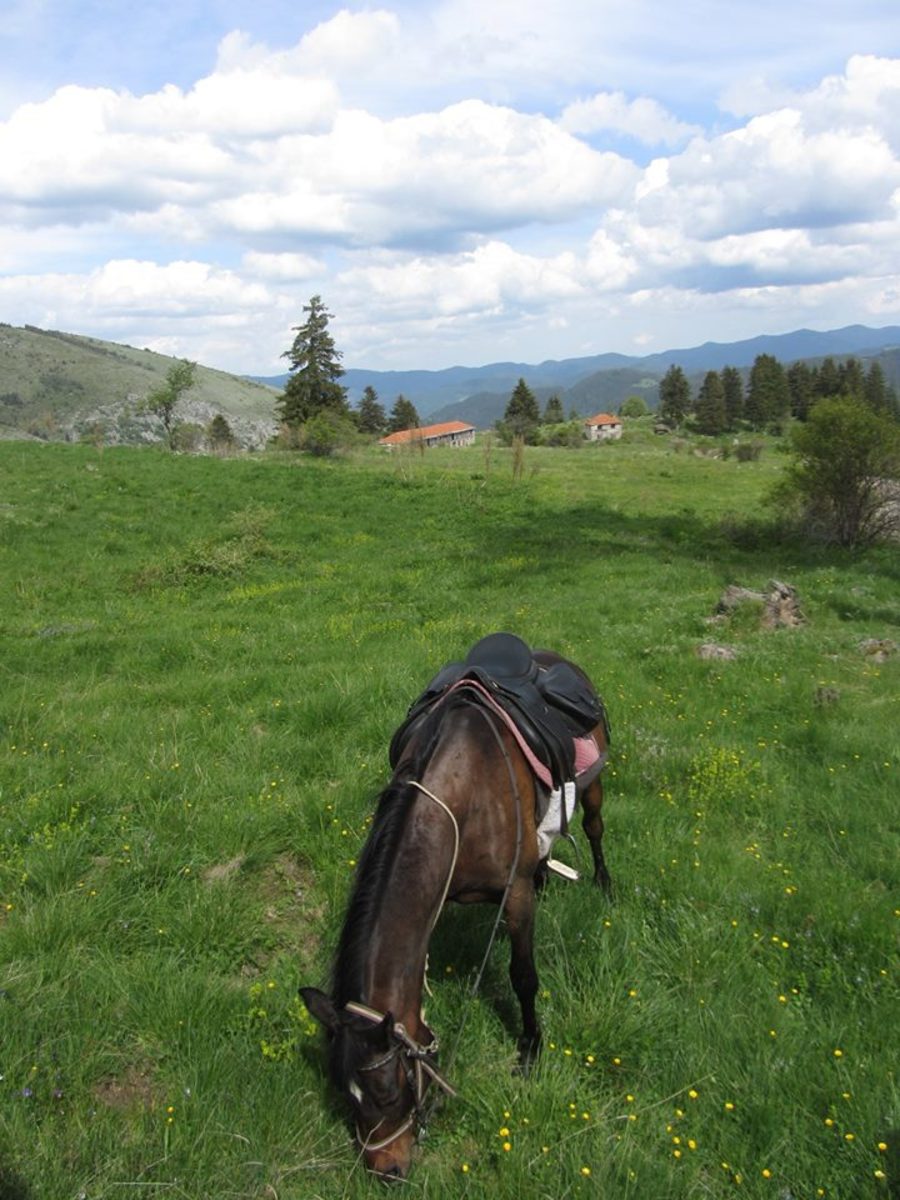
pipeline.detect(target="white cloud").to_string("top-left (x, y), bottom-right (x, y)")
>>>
top-left (560, 92), bottom-right (700, 147)
top-left (1, 8), bottom-right (900, 371)
top-left (242, 251), bottom-right (325, 281)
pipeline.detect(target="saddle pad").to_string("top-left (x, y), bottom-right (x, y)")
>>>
top-left (447, 678), bottom-right (604, 793)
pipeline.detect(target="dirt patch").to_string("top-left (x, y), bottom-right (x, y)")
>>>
top-left (94, 1064), bottom-right (159, 1113)
top-left (201, 854), bottom-right (246, 885)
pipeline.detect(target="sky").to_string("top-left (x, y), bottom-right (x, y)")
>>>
top-left (2, 1), bottom-right (900, 374)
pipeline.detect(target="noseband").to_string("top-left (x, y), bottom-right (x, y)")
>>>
top-left (344, 1000), bottom-right (457, 1152)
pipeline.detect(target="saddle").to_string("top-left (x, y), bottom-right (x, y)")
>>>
top-left (389, 633), bottom-right (609, 791)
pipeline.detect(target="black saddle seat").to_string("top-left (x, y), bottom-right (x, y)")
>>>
top-left (464, 633), bottom-right (537, 688)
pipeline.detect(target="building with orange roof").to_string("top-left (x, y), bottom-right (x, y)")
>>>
top-left (583, 412), bottom-right (623, 441)
top-left (379, 419), bottom-right (476, 449)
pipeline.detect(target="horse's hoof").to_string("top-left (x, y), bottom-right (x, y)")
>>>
top-left (515, 1036), bottom-right (542, 1075)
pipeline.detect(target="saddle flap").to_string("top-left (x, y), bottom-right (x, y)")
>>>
top-left (538, 662), bottom-right (608, 737)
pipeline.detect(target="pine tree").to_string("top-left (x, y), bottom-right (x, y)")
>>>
top-left (694, 371), bottom-right (726, 435)
top-left (839, 357), bottom-right (866, 399)
top-left (787, 361), bottom-right (816, 421)
top-left (387, 394), bottom-right (420, 433)
top-left (746, 354), bottom-right (790, 431)
top-left (721, 365), bottom-right (744, 429)
top-left (357, 385), bottom-right (387, 435)
top-left (542, 394), bottom-right (565, 424)
top-left (501, 378), bottom-right (541, 443)
top-left (276, 296), bottom-right (348, 430)
top-left (658, 365), bottom-right (691, 427)
top-left (815, 356), bottom-right (842, 400)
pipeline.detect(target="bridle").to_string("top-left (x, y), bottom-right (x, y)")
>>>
top-left (344, 1000), bottom-right (457, 1152)
top-left (346, 702), bottom-right (525, 1157)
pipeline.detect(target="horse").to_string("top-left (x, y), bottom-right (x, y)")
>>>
top-left (301, 645), bottom-right (610, 1180)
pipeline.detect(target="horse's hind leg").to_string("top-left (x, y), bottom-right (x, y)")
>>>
top-left (580, 778), bottom-right (612, 895)
top-left (504, 878), bottom-right (541, 1064)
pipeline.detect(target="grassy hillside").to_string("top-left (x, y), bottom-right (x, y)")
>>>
top-left (0, 436), bottom-right (897, 1199)
top-left (0, 324), bottom-right (278, 447)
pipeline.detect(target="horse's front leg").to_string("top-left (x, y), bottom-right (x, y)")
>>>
top-left (580, 777), bottom-right (612, 895)
top-left (504, 877), bottom-right (541, 1065)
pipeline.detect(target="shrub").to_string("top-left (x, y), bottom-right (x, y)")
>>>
top-left (299, 410), bottom-right (357, 457)
top-left (775, 397), bottom-right (900, 547)
top-left (734, 440), bottom-right (764, 462)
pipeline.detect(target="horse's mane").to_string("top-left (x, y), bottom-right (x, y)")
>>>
top-left (330, 696), bottom-right (461, 1012)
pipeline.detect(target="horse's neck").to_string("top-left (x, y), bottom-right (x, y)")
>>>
top-left (360, 794), bottom-right (452, 1037)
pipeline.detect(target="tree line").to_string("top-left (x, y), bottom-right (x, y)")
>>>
top-left (657, 354), bottom-right (898, 435)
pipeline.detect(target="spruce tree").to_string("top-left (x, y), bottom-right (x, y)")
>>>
top-left (542, 394), bottom-right (565, 424)
top-left (746, 354), bottom-right (790, 431)
top-left (694, 371), bottom-right (726, 435)
top-left (387, 394), bottom-right (420, 433)
top-left (721, 365), bottom-right (744, 430)
top-left (502, 378), bottom-right (541, 443)
top-left (357, 385), bottom-right (387, 435)
top-left (658, 365), bottom-right (691, 427)
top-left (276, 296), bottom-right (348, 430)
top-left (787, 361), bottom-right (816, 421)
top-left (815, 356), bottom-right (842, 400)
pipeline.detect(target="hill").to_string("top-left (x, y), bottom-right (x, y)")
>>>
top-left (0, 324), bottom-right (278, 447)
top-left (254, 323), bottom-right (900, 427)
top-left (4, 321), bottom-right (900, 443)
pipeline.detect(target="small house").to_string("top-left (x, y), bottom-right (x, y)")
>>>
top-left (583, 412), bottom-right (623, 442)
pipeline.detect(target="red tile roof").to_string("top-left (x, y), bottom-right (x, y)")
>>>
top-left (379, 419), bottom-right (475, 446)
top-left (584, 412), bottom-right (621, 425)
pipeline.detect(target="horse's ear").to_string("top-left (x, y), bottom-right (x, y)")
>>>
top-left (300, 987), bottom-right (341, 1032)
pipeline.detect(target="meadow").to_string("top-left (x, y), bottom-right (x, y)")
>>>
top-left (0, 433), bottom-right (897, 1200)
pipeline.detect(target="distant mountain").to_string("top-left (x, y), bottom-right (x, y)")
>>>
top-left (253, 324), bottom-right (900, 427)
top-left (5, 321), bottom-right (899, 445)
top-left (0, 324), bottom-right (278, 446)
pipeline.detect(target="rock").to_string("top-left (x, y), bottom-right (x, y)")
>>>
top-left (697, 643), bottom-right (738, 661)
top-left (715, 579), bottom-right (805, 629)
top-left (859, 638), bottom-right (896, 663)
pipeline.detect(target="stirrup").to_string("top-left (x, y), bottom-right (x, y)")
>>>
top-left (546, 858), bottom-right (580, 882)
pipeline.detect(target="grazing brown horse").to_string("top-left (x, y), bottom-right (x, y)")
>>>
top-left (301, 647), bottom-right (610, 1180)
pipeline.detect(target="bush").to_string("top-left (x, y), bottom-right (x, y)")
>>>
top-left (775, 397), bottom-right (900, 547)
top-left (299, 410), bottom-right (357, 457)
top-left (734, 440), bottom-right (764, 462)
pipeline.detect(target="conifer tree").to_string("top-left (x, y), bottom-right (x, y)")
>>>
top-left (658, 365), bottom-right (691, 427)
top-left (387, 394), bottom-right (420, 433)
top-left (357, 385), bottom-right (387, 435)
top-left (694, 371), bottom-right (726, 435)
top-left (787, 361), bottom-right (816, 421)
top-left (542, 394), bottom-right (565, 424)
top-left (501, 378), bottom-right (541, 443)
top-left (721, 365), bottom-right (744, 429)
top-left (276, 296), bottom-right (348, 430)
top-left (746, 354), bottom-right (790, 430)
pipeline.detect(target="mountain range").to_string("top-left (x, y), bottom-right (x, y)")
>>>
top-left (2, 321), bottom-right (899, 445)
top-left (254, 323), bottom-right (900, 424)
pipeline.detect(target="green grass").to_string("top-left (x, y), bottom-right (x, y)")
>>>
top-left (0, 436), bottom-right (897, 1199)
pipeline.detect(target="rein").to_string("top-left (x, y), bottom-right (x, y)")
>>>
top-left (348, 703), bottom-right (525, 1155)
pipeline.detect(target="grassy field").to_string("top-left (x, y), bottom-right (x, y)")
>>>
top-left (0, 434), bottom-right (897, 1200)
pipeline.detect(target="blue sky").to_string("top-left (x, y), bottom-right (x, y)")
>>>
top-left (2, 1), bottom-right (900, 372)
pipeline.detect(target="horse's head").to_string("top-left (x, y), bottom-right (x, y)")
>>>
top-left (302, 988), bottom-right (446, 1180)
